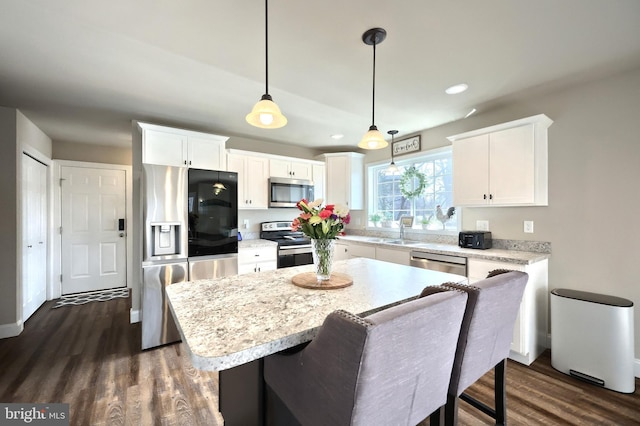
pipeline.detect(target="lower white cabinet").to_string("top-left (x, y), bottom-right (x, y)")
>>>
top-left (238, 246), bottom-right (277, 274)
top-left (334, 241), bottom-right (375, 260)
top-left (375, 247), bottom-right (410, 266)
top-left (467, 258), bottom-right (548, 366)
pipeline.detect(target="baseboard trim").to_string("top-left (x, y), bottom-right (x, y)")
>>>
top-left (130, 309), bottom-right (140, 324)
top-left (0, 321), bottom-right (23, 339)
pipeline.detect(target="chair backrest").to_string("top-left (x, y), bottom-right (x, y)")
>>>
top-left (265, 288), bottom-right (468, 426)
top-left (441, 271), bottom-right (529, 396)
top-left (351, 289), bottom-right (468, 425)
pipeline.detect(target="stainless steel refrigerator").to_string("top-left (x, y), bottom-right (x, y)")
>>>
top-left (141, 164), bottom-right (239, 350)
top-left (141, 164), bottom-right (188, 350)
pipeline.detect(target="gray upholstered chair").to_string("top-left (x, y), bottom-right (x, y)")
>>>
top-left (426, 270), bottom-right (529, 426)
top-left (264, 288), bottom-right (468, 426)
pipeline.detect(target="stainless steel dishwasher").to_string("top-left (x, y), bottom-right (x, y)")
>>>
top-left (409, 250), bottom-right (467, 276)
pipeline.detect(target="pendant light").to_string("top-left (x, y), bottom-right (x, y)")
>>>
top-left (246, 0), bottom-right (287, 129)
top-left (358, 28), bottom-right (388, 150)
top-left (385, 130), bottom-right (399, 175)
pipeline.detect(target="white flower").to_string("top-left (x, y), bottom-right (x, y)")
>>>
top-left (308, 198), bottom-right (324, 209)
top-left (334, 204), bottom-right (349, 217)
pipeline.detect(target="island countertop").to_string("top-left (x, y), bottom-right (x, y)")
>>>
top-left (166, 258), bottom-right (467, 372)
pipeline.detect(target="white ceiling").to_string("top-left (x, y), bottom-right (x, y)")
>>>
top-left (1, 0), bottom-right (640, 151)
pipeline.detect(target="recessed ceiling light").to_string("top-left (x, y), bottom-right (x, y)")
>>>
top-left (445, 83), bottom-right (468, 95)
top-left (464, 108), bottom-right (477, 118)
top-left (331, 134), bottom-right (344, 140)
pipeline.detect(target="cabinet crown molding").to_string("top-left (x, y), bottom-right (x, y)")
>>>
top-left (446, 114), bottom-right (553, 142)
top-left (226, 149), bottom-right (324, 165)
top-left (136, 121), bottom-right (229, 142)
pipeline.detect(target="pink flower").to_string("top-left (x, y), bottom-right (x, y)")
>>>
top-left (291, 218), bottom-right (300, 231)
top-left (300, 212), bottom-right (312, 220)
top-left (343, 213), bottom-right (351, 224)
top-left (319, 209), bottom-right (332, 219)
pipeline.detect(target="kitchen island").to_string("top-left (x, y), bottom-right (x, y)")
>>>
top-left (166, 257), bottom-right (467, 425)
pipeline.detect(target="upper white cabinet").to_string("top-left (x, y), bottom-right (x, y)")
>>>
top-left (322, 152), bottom-right (364, 209)
top-left (270, 159), bottom-right (312, 180)
top-left (139, 122), bottom-right (228, 170)
top-left (227, 151), bottom-right (269, 209)
top-left (312, 164), bottom-right (325, 201)
top-left (448, 114), bottom-right (552, 206)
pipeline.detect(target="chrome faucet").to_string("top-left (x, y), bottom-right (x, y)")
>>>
top-left (399, 216), bottom-right (414, 241)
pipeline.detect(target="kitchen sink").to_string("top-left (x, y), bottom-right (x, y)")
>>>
top-left (383, 239), bottom-right (421, 246)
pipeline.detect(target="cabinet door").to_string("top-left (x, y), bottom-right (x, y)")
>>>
top-left (489, 125), bottom-right (535, 204)
top-left (312, 164), bottom-right (325, 201)
top-left (326, 155), bottom-right (349, 206)
top-left (346, 243), bottom-right (375, 259)
top-left (269, 159), bottom-right (291, 178)
top-left (375, 247), bottom-right (410, 266)
top-left (227, 154), bottom-right (248, 208)
top-left (244, 156), bottom-right (269, 209)
top-left (143, 130), bottom-right (187, 166)
top-left (290, 162), bottom-right (312, 180)
top-left (452, 134), bottom-right (489, 205)
top-left (188, 137), bottom-right (224, 170)
top-left (334, 242), bottom-right (350, 261)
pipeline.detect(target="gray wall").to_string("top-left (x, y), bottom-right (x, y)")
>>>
top-left (364, 66), bottom-right (640, 357)
top-left (53, 140), bottom-right (132, 165)
top-left (0, 107), bottom-right (18, 326)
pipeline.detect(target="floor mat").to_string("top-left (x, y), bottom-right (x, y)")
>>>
top-left (53, 288), bottom-right (129, 308)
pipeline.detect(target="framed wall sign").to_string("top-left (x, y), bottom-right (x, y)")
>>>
top-left (392, 135), bottom-right (421, 156)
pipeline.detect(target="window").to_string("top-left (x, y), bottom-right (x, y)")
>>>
top-left (367, 147), bottom-right (459, 232)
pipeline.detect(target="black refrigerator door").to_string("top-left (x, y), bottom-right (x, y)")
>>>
top-left (188, 169), bottom-right (239, 256)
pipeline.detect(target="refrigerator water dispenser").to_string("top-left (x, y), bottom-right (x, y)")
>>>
top-left (152, 223), bottom-right (181, 256)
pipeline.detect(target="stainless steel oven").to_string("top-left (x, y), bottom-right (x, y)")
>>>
top-left (260, 221), bottom-right (313, 268)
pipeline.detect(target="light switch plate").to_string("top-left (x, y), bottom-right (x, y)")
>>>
top-left (243, 219), bottom-right (250, 229)
top-left (524, 220), bottom-right (534, 233)
top-left (476, 220), bottom-right (489, 231)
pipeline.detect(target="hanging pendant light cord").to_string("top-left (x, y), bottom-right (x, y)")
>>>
top-left (264, 0), bottom-right (269, 96)
top-left (371, 41), bottom-right (376, 126)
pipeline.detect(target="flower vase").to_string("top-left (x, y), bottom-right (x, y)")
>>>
top-left (311, 239), bottom-right (335, 282)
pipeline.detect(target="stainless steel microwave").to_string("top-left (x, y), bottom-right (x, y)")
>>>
top-left (268, 177), bottom-right (314, 208)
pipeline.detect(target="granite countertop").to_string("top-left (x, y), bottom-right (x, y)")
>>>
top-left (166, 258), bottom-right (467, 372)
top-left (238, 239), bottom-right (277, 249)
top-left (337, 235), bottom-right (549, 265)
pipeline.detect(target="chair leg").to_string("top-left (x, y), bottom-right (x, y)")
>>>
top-left (494, 359), bottom-right (507, 425)
top-left (429, 406), bottom-right (443, 426)
top-left (444, 393), bottom-right (458, 426)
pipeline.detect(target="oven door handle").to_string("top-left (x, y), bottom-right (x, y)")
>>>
top-left (279, 245), bottom-right (312, 255)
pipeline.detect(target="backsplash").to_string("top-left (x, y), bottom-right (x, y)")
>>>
top-left (344, 228), bottom-right (551, 253)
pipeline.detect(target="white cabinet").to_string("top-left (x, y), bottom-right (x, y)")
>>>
top-left (334, 240), bottom-right (375, 260)
top-left (238, 245), bottom-right (277, 274)
top-left (467, 258), bottom-right (549, 366)
top-left (448, 114), bottom-right (552, 206)
top-left (375, 247), bottom-right (410, 266)
top-left (312, 164), bottom-right (325, 201)
top-left (227, 152), bottom-right (269, 209)
top-left (322, 152), bottom-right (364, 209)
top-left (139, 122), bottom-right (228, 170)
top-left (270, 159), bottom-right (312, 180)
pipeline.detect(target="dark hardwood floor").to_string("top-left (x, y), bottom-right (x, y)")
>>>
top-left (1, 297), bottom-right (638, 425)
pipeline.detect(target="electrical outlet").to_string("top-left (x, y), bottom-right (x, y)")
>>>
top-left (476, 220), bottom-right (489, 231)
top-left (243, 219), bottom-right (250, 229)
top-left (524, 220), bottom-right (534, 233)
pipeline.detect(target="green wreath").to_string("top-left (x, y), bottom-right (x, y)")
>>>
top-left (399, 166), bottom-right (427, 199)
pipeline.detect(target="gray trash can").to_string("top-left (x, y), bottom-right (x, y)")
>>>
top-left (550, 288), bottom-right (635, 393)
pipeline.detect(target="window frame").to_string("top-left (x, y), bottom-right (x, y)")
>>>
top-left (365, 146), bottom-right (461, 235)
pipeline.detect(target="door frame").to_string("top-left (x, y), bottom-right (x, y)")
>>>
top-left (52, 160), bottom-right (133, 300)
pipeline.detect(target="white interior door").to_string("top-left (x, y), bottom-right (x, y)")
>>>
top-left (61, 166), bottom-right (126, 295)
top-left (22, 154), bottom-right (48, 322)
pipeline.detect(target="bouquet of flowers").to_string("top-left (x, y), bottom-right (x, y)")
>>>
top-left (292, 199), bottom-right (350, 239)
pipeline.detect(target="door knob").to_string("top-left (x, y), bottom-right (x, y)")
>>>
top-left (119, 232), bottom-right (125, 237)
